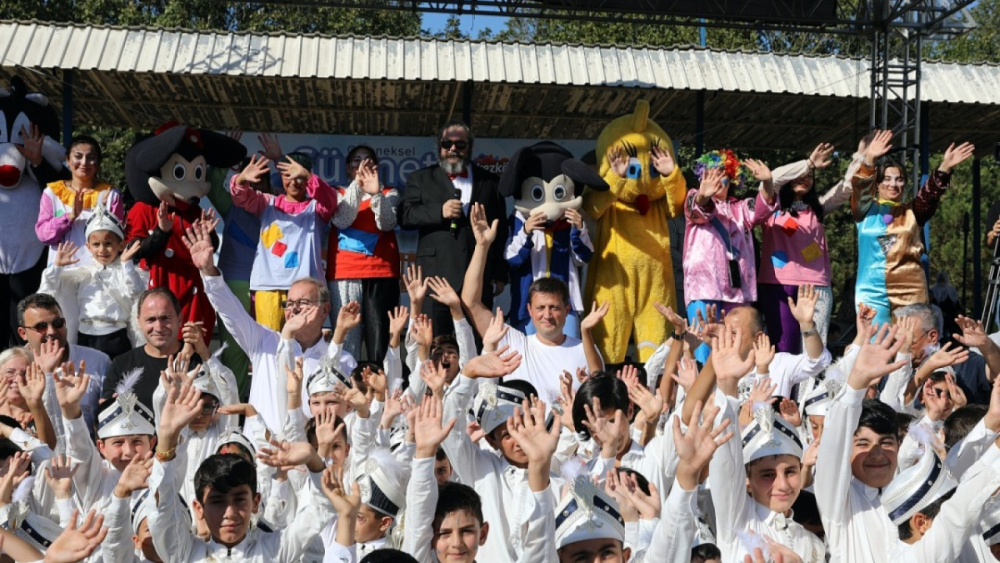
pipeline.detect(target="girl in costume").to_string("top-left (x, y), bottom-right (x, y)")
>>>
top-left (758, 142), bottom-right (865, 353)
top-left (683, 150), bottom-right (775, 361)
top-left (851, 130), bottom-right (974, 325)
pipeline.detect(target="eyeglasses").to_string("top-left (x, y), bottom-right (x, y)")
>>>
top-left (201, 402), bottom-right (220, 415)
top-left (23, 318), bottom-right (66, 332)
top-left (281, 299), bottom-right (319, 310)
top-left (440, 140), bottom-right (468, 151)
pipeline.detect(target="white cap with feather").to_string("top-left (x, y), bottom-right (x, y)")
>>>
top-left (0, 477), bottom-right (63, 553)
top-left (554, 475), bottom-right (626, 551)
top-left (84, 190), bottom-right (125, 240)
top-left (97, 367), bottom-right (156, 439)
top-left (882, 429), bottom-right (956, 526)
top-left (802, 369), bottom-right (845, 418)
top-left (216, 428), bottom-right (258, 459)
top-left (472, 381), bottom-right (525, 434)
top-left (307, 356), bottom-right (352, 396)
top-left (356, 448), bottom-right (407, 518)
top-left (741, 404), bottom-right (804, 463)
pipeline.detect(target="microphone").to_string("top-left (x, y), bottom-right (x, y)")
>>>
top-left (450, 189), bottom-right (462, 235)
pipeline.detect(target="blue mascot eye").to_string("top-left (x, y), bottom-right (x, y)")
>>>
top-left (627, 157), bottom-right (641, 180)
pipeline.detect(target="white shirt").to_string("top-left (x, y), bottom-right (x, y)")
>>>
top-left (202, 274), bottom-right (353, 433)
top-left (737, 348), bottom-right (832, 400)
top-left (586, 416), bottom-right (679, 509)
top-left (39, 260), bottom-right (147, 336)
top-left (498, 327), bottom-right (596, 406)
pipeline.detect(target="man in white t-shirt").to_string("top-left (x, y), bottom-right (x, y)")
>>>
top-left (460, 203), bottom-right (605, 404)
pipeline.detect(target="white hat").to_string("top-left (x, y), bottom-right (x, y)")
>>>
top-left (554, 476), bottom-right (626, 551)
top-left (802, 377), bottom-right (843, 418)
top-left (473, 381), bottom-right (525, 434)
top-left (84, 191), bottom-right (125, 240)
top-left (741, 405), bottom-right (804, 464)
top-left (216, 429), bottom-right (257, 458)
top-left (97, 368), bottom-right (156, 439)
top-left (981, 497), bottom-right (1000, 546)
top-left (882, 441), bottom-right (956, 526)
top-left (356, 448), bottom-right (407, 517)
top-left (130, 489), bottom-right (155, 534)
top-left (191, 344), bottom-right (229, 401)
top-left (0, 477), bottom-right (62, 552)
top-left (307, 356), bottom-right (352, 396)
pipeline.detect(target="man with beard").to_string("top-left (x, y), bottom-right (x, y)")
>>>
top-left (16, 292), bottom-right (111, 431)
top-left (400, 121), bottom-right (508, 334)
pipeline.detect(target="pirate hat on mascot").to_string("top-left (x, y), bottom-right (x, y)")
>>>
top-left (124, 123), bottom-right (246, 207)
top-left (97, 368), bottom-right (156, 439)
top-left (499, 142), bottom-right (609, 227)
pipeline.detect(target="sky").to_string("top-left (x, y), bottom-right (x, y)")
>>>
top-left (422, 12), bottom-right (509, 37)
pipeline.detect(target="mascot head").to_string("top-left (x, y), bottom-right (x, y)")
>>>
top-left (499, 141), bottom-right (608, 226)
top-left (0, 77), bottom-right (61, 190)
top-left (125, 123), bottom-right (246, 207)
top-left (595, 100), bottom-right (675, 202)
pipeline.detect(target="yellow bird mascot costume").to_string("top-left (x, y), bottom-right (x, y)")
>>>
top-left (582, 100), bottom-right (687, 363)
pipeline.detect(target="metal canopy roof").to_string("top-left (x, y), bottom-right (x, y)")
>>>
top-left (0, 20), bottom-right (997, 154)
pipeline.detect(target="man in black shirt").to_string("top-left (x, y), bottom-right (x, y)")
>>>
top-left (101, 287), bottom-right (201, 409)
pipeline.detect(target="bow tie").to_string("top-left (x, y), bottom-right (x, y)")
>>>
top-left (448, 170), bottom-right (469, 180)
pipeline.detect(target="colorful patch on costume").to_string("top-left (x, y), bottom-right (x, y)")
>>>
top-left (800, 242), bottom-right (822, 263)
top-left (54, 208), bottom-right (65, 218)
top-left (877, 234), bottom-right (898, 256)
top-left (261, 223), bottom-right (284, 249)
top-left (338, 227), bottom-right (379, 256)
top-left (271, 240), bottom-right (287, 257)
top-left (771, 250), bottom-right (789, 269)
top-left (284, 251), bottom-right (299, 268)
top-left (779, 216), bottom-right (799, 236)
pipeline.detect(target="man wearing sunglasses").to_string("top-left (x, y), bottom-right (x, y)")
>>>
top-left (400, 121), bottom-right (509, 334)
top-left (15, 293), bottom-right (111, 432)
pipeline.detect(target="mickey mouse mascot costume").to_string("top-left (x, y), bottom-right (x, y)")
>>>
top-left (500, 141), bottom-right (608, 337)
top-left (125, 124), bottom-right (246, 343)
top-left (0, 76), bottom-right (65, 346)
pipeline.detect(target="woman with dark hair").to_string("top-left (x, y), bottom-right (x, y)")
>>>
top-left (758, 142), bottom-right (865, 353)
top-left (852, 130), bottom-right (974, 326)
top-left (326, 145), bottom-right (400, 363)
top-left (35, 135), bottom-right (124, 268)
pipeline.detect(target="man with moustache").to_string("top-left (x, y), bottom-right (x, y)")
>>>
top-left (400, 121), bottom-right (509, 334)
top-left (100, 287), bottom-right (202, 411)
top-left (16, 292), bottom-right (111, 431)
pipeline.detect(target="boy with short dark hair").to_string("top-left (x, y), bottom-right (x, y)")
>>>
top-left (148, 381), bottom-right (338, 563)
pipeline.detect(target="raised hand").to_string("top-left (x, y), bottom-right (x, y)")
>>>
top-left (865, 129), bottom-right (894, 164)
top-left (181, 219), bottom-right (216, 274)
top-left (362, 367), bottom-right (389, 402)
top-left (403, 264), bottom-right (427, 308)
top-left (654, 302), bottom-right (687, 335)
top-left (285, 356), bottom-right (304, 398)
top-left (158, 380), bottom-right (203, 440)
top-left (413, 394), bottom-right (457, 458)
top-left (113, 452), bottom-right (153, 499)
top-left (954, 315), bottom-right (989, 349)
top-left (946, 372), bottom-right (968, 409)
top-left (277, 155), bottom-right (310, 182)
top-left (380, 388), bottom-right (405, 430)
top-left (420, 360), bottom-right (449, 398)
top-left (36, 338), bottom-right (65, 374)
top-left (924, 342), bottom-right (970, 372)
top-left (411, 314), bottom-right (434, 348)
top-left (470, 203), bottom-right (499, 247)
top-left (0, 452), bottom-right (31, 503)
top-left (789, 284), bottom-right (819, 326)
top-left (583, 397), bottom-right (624, 459)
top-left (482, 308), bottom-right (510, 352)
top-left (563, 208), bottom-right (584, 230)
top-left (18, 361), bottom-right (46, 408)
top-left (120, 240), bottom-right (142, 264)
top-left (52, 361), bottom-right (90, 419)
top-left (848, 323), bottom-right (908, 391)
top-left (712, 327), bottom-right (755, 385)
top-left (939, 142), bottom-right (975, 173)
top-left (335, 301), bottom-right (362, 332)
top-left (355, 159), bottom-right (381, 195)
top-left (743, 159), bottom-right (772, 183)
top-left (257, 132), bottom-right (283, 162)
top-left (748, 377), bottom-right (777, 405)
top-left (181, 322), bottom-right (210, 358)
top-left (506, 398), bottom-right (561, 465)
top-left (334, 384), bottom-right (371, 419)
top-left (671, 357), bottom-right (699, 393)
top-left (650, 143), bottom-right (676, 177)
top-left (673, 400), bottom-right (732, 491)
top-left (809, 142), bottom-right (835, 169)
top-left (697, 167), bottom-right (726, 202)
top-left (580, 300), bottom-right (610, 332)
top-left (156, 202), bottom-right (173, 232)
top-left (619, 366), bottom-right (663, 421)
top-left (427, 276), bottom-right (461, 309)
top-left (693, 304), bottom-right (724, 344)
top-left (621, 472), bottom-right (661, 521)
top-left (284, 303), bottom-right (323, 341)
top-left (387, 306), bottom-right (409, 344)
top-left (163, 353), bottom-right (196, 389)
top-left (604, 470), bottom-right (639, 523)
top-left (258, 438), bottom-right (321, 469)
top-left (557, 371), bottom-right (577, 432)
top-left (753, 333), bottom-right (776, 374)
top-left (237, 154), bottom-right (270, 185)
top-left (314, 411), bottom-right (344, 456)
top-left (15, 124), bottom-right (44, 166)
top-left (54, 241), bottom-right (80, 268)
top-left (321, 467), bottom-right (361, 517)
top-left (606, 146), bottom-right (627, 178)
top-left (44, 509), bottom-right (108, 563)
top-left (778, 398), bottom-right (802, 427)
top-left (462, 345), bottom-right (522, 379)
top-left (44, 455), bottom-right (80, 501)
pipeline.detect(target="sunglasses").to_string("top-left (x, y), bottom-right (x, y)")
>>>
top-left (440, 140), bottom-right (468, 151)
top-left (23, 317), bottom-right (66, 332)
